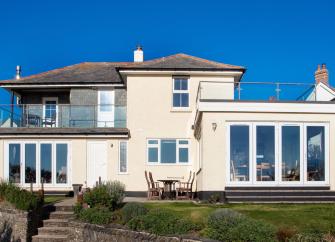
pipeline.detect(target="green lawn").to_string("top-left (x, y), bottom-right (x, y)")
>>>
top-left (144, 202), bottom-right (335, 233)
top-left (44, 195), bottom-right (67, 204)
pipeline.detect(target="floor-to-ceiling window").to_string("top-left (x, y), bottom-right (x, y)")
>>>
top-left (227, 122), bottom-right (328, 185)
top-left (5, 141), bottom-right (70, 187)
top-left (229, 125), bottom-right (250, 182)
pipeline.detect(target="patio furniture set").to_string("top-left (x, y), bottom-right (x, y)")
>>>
top-left (145, 170), bottom-right (195, 200)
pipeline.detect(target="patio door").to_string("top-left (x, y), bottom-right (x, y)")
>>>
top-left (253, 124), bottom-right (277, 184)
top-left (43, 97), bottom-right (58, 127)
top-left (97, 90), bottom-right (115, 127)
top-left (87, 141), bottom-right (107, 187)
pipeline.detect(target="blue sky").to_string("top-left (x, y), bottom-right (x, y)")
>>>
top-left (0, 0), bottom-right (334, 102)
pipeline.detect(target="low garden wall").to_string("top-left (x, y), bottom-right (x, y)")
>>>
top-left (0, 206), bottom-right (42, 242)
top-left (68, 221), bottom-right (213, 242)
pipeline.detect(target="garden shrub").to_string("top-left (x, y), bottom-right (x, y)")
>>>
top-left (127, 208), bottom-right (199, 235)
top-left (205, 208), bottom-right (276, 242)
top-left (0, 181), bottom-right (43, 211)
top-left (207, 193), bottom-right (221, 204)
top-left (77, 207), bottom-right (113, 225)
top-left (121, 202), bottom-right (148, 224)
top-left (276, 227), bottom-right (297, 242)
top-left (83, 180), bottom-right (125, 211)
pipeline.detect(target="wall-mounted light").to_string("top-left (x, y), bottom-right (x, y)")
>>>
top-left (212, 122), bottom-right (217, 131)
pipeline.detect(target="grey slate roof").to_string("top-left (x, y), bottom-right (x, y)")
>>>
top-left (0, 53), bottom-right (245, 86)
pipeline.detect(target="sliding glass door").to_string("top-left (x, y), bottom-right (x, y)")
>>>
top-left (227, 123), bottom-right (328, 186)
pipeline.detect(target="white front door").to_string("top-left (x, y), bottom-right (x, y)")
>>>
top-left (97, 90), bottom-right (115, 127)
top-left (87, 141), bottom-right (108, 187)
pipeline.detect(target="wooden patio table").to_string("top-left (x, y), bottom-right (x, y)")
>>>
top-left (158, 179), bottom-right (179, 199)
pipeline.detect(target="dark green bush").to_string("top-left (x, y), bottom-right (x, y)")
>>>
top-left (0, 181), bottom-right (42, 211)
top-left (127, 208), bottom-right (199, 236)
top-left (83, 180), bottom-right (125, 211)
top-left (205, 208), bottom-right (276, 242)
top-left (77, 207), bottom-right (113, 225)
top-left (121, 202), bottom-right (148, 224)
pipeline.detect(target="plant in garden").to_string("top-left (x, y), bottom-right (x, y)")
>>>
top-left (77, 207), bottom-right (113, 225)
top-left (121, 202), bottom-right (148, 224)
top-left (204, 208), bottom-right (276, 242)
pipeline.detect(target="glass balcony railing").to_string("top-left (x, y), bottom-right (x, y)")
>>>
top-left (0, 104), bottom-right (126, 128)
top-left (197, 81), bottom-right (318, 102)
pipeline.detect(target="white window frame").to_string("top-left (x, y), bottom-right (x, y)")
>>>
top-left (4, 140), bottom-right (71, 188)
top-left (226, 123), bottom-right (253, 185)
top-left (147, 139), bottom-right (190, 165)
top-left (42, 97), bottom-right (59, 127)
top-left (172, 77), bottom-right (190, 109)
top-left (226, 122), bottom-right (329, 186)
top-left (118, 141), bottom-right (128, 174)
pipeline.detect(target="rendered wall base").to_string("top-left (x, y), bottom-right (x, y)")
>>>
top-left (68, 221), bottom-right (208, 242)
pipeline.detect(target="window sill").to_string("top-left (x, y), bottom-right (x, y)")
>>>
top-left (146, 163), bottom-right (192, 166)
top-left (170, 108), bottom-right (192, 113)
top-left (118, 172), bottom-right (129, 175)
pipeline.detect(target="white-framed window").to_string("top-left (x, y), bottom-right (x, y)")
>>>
top-left (119, 141), bottom-right (128, 174)
top-left (42, 97), bottom-right (58, 127)
top-left (173, 77), bottom-right (189, 108)
top-left (147, 139), bottom-right (190, 164)
top-left (226, 122), bottom-right (329, 186)
top-left (4, 141), bottom-right (71, 187)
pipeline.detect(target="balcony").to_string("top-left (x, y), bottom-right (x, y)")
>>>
top-left (197, 81), bottom-right (318, 102)
top-left (0, 104), bottom-right (126, 129)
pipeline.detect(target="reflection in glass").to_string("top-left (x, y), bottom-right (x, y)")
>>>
top-left (119, 142), bottom-right (127, 173)
top-left (282, 126), bottom-right (300, 182)
top-left (230, 126), bottom-right (249, 181)
top-left (25, 144), bottom-right (36, 183)
top-left (161, 140), bottom-right (176, 163)
top-left (56, 144), bottom-right (68, 184)
top-left (256, 126), bottom-right (275, 181)
top-left (9, 144), bottom-right (21, 183)
top-left (41, 144), bottom-right (52, 183)
top-left (307, 126), bottom-right (325, 181)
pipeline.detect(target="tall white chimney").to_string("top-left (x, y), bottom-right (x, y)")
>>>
top-left (16, 65), bottom-right (21, 80)
top-left (134, 45), bottom-right (143, 62)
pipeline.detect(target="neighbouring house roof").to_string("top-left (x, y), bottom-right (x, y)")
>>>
top-left (0, 53), bottom-right (245, 87)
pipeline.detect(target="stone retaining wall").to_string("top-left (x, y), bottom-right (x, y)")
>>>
top-left (0, 205), bottom-right (42, 242)
top-left (68, 221), bottom-right (214, 242)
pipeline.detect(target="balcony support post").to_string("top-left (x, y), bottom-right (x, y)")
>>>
top-left (10, 91), bottom-right (14, 127)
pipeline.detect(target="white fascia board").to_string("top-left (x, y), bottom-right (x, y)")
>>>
top-left (0, 83), bottom-right (125, 88)
top-left (119, 70), bottom-right (243, 76)
top-left (198, 101), bottom-right (335, 114)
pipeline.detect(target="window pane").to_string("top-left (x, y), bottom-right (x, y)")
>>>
top-left (148, 147), bottom-right (158, 162)
top-left (148, 140), bottom-right (158, 145)
top-left (120, 142), bottom-right (127, 173)
top-left (282, 126), bottom-right (300, 182)
top-left (25, 144), bottom-right (36, 183)
top-left (256, 126), bottom-right (275, 181)
top-left (307, 126), bottom-right (325, 181)
top-left (179, 140), bottom-right (188, 145)
top-left (181, 93), bottom-right (189, 107)
top-left (179, 148), bottom-right (188, 163)
top-left (181, 79), bottom-right (188, 90)
top-left (161, 140), bottom-right (176, 163)
top-left (173, 93), bottom-right (181, 107)
top-left (100, 91), bottom-right (113, 112)
top-left (56, 144), bottom-right (68, 184)
top-left (41, 144), bottom-right (52, 184)
top-left (230, 126), bottom-right (249, 182)
top-left (9, 144), bottom-right (20, 183)
top-left (45, 101), bottom-right (57, 118)
top-left (174, 79), bottom-right (181, 90)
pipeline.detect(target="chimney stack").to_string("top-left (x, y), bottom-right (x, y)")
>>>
top-left (134, 45), bottom-right (143, 62)
top-left (16, 65), bottom-right (21, 80)
top-left (314, 63), bottom-right (329, 86)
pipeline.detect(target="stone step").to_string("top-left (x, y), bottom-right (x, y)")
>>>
top-left (226, 195), bottom-right (335, 203)
top-left (38, 226), bottom-right (71, 236)
top-left (49, 211), bottom-right (74, 220)
top-left (54, 205), bottom-right (73, 212)
top-left (32, 234), bottom-right (68, 242)
top-left (225, 191), bottom-right (335, 196)
top-left (43, 219), bottom-right (69, 227)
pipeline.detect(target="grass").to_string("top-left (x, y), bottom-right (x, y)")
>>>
top-left (144, 202), bottom-right (335, 233)
top-left (44, 195), bottom-right (67, 204)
